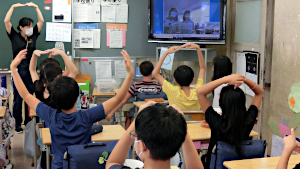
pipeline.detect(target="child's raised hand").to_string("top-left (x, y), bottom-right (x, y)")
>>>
top-left (121, 50), bottom-right (134, 75)
top-left (181, 42), bottom-right (200, 49)
top-left (283, 128), bottom-right (297, 153)
top-left (47, 48), bottom-right (63, 57)
top-left (33, 50), bottom-right (50, 57)
top-left (227, 74), bottom-right (245, 89)
top-left (11, 49), bottom-right (27, 69)
top-left (166, 46), bottom-right (181, 54)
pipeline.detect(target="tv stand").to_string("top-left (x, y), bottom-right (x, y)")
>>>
top-left (156, 47), bottom-right (216, 84)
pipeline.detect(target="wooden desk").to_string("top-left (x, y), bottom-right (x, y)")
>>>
top-left (29, 108), bottom-right (37, 167)
top-left (92, 88), bottom-right (116, 104)
top-left (187, 123), bottom-right (259, 141)
top-left (133, 101), bottom-right (169, 108)
top-left (41, 128), bottom-right (52, 145)
top-left (0, 106), bottom-right (6, 118)
top-left (92, 125), bottom-right (126, 142)
top-left (223, 155), bottom-right (300, 169)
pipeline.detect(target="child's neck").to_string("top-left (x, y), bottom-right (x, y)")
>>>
top-left (62, 106), bottom-right (77, 114)
top-left (143, 158), bottom-right (171, 169)
top-left (143, 76), bottom-right (152, 82)
top-left (181, 86), bottom-right (191, 97)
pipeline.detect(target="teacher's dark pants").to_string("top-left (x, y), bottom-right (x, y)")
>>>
top-left (12, 70), bottom-right (35, 128)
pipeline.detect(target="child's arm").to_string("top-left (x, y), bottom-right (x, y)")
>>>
top-left (106, 92), bottom-right (132, 120)
top-left (47, 53), bottom-right (71, 76)
top-left (170, 105), bottom-right (204, 169)
top-left (102, 50), bottom-right (134, 115)
top-left (29, 50), bottom-right (50, 83)
top-left (47, 48), bottom-right (78, 79)
top-left (196, 74), bottom-right (245, 112)
top-left (277, 128), bottom-right (297, 169)
top-left (25, 2), bottom-right (44, 32)
top-left (4, 3), bottom-right (25, 34)
top-left (106, 101), bottom-right (156, 169)
top-left (181, 43), bottom-right (206, 80)
top-left (244, 78), bottom-right (264, 108)
top-left (152, 46), bottom-right (181, 85)
top-left (11, 49), bottom-right (40, 112)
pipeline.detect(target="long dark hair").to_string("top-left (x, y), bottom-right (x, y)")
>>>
top-left (183, 10), bottom-right (191, 21)
top-left (166, 8), bottom-right (178, 21)
top-left (219, 85), bottom-right (247, 157)
top-left (35, 59), bottom-right (62, 92)
top-left (212, 55), bottom-right (232, 81)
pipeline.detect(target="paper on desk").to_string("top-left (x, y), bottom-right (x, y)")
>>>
top-left (159, 48), bottom-right (174, 71)
top-left (268, 116), bottom-right (281, 137)
top-left (109, 30), bottom-right (123, 48)
top-left (288, 113), bottom-right (300, 129)
top-left (95, 61), bottom-right (112, 80)
top-left (271, 134), bottom-right (284, 157)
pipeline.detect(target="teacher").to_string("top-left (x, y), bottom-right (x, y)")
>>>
top-left (4, 2), bottom-right (44, 133)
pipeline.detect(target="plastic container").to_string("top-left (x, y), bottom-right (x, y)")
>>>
top-left (124, 159), bottom-right (144, 169)
top-left (95, 78), bottom-right (120, 93)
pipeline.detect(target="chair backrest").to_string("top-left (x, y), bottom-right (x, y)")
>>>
top-left (182, 110), bottom-right (205, 123)
top-left (75, 74), bottom-right (92, 86)
top-left (210, 140), bottom-right (266, 169)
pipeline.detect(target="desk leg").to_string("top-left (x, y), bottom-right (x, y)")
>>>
top-left (0, 119), bottom-right (2, 146)
top-left (33, 117), bottom-right (37, 168)
top-left (46, 145), bottom-right (50, 169)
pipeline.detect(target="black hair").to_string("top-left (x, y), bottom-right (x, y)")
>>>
top-left (166, 8), bottom-right (178, 21)
top-left (174, 65), bottom-right (194, 86)
top-left (212, 55), bottom-right (232, 81)
top-left (35, 59), bottom-right (62, 92)
top-left (135, 104), bottom-right (187, 160)
top-left (183, 10), bottom-right (191, 21)
top-left (49, 76), bottom-right (79, 110)
top-left (17, 17), bottom-right (33, 31)
top-left (139, 61), bottom-right (153, 76)
top-left (219, 85), bottom-right (247, 157)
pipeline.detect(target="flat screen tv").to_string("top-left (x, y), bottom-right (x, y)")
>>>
top-left (148, 0), bottom-right (226, 44)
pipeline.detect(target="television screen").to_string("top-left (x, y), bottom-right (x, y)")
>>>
top-left (148, 0), bottom-right (226, 44)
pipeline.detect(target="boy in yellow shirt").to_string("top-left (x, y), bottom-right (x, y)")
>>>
top-left (153, 42), bottom-right (206, 110)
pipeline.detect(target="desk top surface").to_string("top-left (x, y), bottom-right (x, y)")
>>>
top-left (187, 123), bottom-right (258, 141)
top-left (92, 88), bottom-right (115, 96)
top-left (133, 101), bottom-right (169, 108)
top-left (92, 125), bottom-right (126, 142)
top-left (41, 125), bottom-right (126, 145)
top-left (30, 108), bottom-right (37, 117)
top-left (223, 155), bottom-right (300, 169)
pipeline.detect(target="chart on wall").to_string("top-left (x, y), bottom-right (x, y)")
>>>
top-left (46, 22), bottom-right (72, 42)
top-left (73, 0), bottom-right (101, 22)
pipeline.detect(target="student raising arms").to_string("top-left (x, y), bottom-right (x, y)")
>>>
top-left (29, 48), bottom-right (78, 106)
top-left (196, 74), bottom-right (264, 168)
top-left (106, 101), bottom-right (203, 169)
top-left (11, 49), bottom-right (134, 169)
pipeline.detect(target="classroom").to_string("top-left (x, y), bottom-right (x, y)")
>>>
top-left (0, 0), bottom-right (298, 168)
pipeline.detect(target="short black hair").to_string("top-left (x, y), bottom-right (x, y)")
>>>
top-left (49, 76), bottom-right (79, 110)
top-left (18, 17), bottom-right (33, 31)
top-left (139, 61), bottom-right (154, 76)
top-left (135, 104), bottom-right (187, 160)
top-left (39, 58), bottom-right (60, 69)
top-left (174, 65), bottom-right (194, 86)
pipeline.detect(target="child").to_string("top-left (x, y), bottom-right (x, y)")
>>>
top-left (107, 61), bottom-right (162, 128)
top-left (277, 128), bottom-right (300, 169)
top-left (211, 55), bottom-right (232, 108)
top-left (11, 49), bottom-right (134, 169)
top-left (106, 101), bottom-right (204, 169)
top-left (196, 74), bottom-right (264, 168)
top-left (152, 42), bottom-right (206, 110)
top-left (29, 48), bottom-right (78, 106)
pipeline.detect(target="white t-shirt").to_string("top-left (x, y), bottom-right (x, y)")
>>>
top-left (212, 83), bottom-right (227, 108)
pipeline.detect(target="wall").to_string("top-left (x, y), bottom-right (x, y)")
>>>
top-left (264, 0), bottom-right (300, 154)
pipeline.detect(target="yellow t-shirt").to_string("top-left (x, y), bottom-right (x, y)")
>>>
top-left (163, 78), bottom-right (204, 110)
